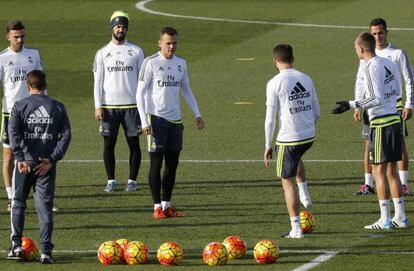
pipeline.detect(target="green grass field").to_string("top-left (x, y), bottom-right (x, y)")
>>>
top-left (0, 0), bottom-right (414, 270)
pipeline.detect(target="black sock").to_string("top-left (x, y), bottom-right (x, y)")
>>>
top-left (149, 152), bottom-right (163, 203)
top-left (162, 151), bottom-right (180, 201)
top-left (103, 136), bottom-right (117, 180)
top-left (126, 136), bottom-right (141, 181)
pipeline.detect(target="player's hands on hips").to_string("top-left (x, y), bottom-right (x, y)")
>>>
top-left (332, 101), bottom-right (350, 114)
top-left (353, 109), bottom-right (362, 121)
top-left (264, 148), bottom-right (273, 168)
top-left (402, 108), bottom-right (412, 121)
top-left (18, 161), bottom-right (31, 174)
top-left (34, 158), bottom-right (52, 176)
top-left (196, 117), bottom-right (205, 130)
top-left (142, 126), bottom-right (152, 135)
top-left (95, 108), bottom-right (103, 121)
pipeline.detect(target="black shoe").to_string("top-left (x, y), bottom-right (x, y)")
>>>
top-left (7, 247), bottom-right (23, 260)
top-left (40, 254), bottom-right (54, 264)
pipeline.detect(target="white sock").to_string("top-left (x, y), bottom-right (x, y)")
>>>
top-left (161, 201), bottom-right (171, 211)
top-left (365, 173), bottom-right (374, 187)
top-left (107, 179), bottom-right (117, 184)
top-left (297, 181), bottom-right (310, 200)
top-left (379, 199), bottom-right (391, 223)
top-left (399, 170), bottom-right (409, 186)
top-left (290, 216), bottom-right (301, 232)
top-left (392, 197), bottom-right (406, 221)
top-left (154, 203), bottom-right (162, 210)
top-left (127, 179), bottom-right (136, 184)
top-left (6, 187), bottom-right (13, 199)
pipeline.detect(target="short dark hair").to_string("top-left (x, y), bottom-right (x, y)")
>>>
top-left (370, 18), bottom-right (387, 30)
top-left (6, 20), bottom-right (25, 33)
top-left (355, 32), bottom-right (376, 53)
top-left (26, 70), bottom-right (47, 90)
top-left (273, 44), bottom-right (294, 64)
top-left (160, 27), bottom-right (178, 38)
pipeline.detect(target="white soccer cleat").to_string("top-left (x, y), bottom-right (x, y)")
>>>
top-left (364, 219), bottom-right (392, 230)
top-left (125, 181), bottom-right (137, 192)
top-left (104, 182), bottom-right (117, 192)
top-left (392, 218), bottom-right (409, 228)
top-left (282, 230), bottom-right (304, 239)
top-left (299, 196), bottom-right (312, 209)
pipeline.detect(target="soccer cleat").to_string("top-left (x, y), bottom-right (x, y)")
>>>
top-left (7, 199), bottom-right (11, 212)
top-left (153, 207), bottom-right (167, 219)
top-left (163, 207), bottom-right (184, 218)
top-left (299, 197), bottom-right (312, 209)
top-left (40, 254), bottom-right (54, 264)
top-left (125, 181), bottom-right (137, 192)
top-left (364, 219), bottom-right (392, 230)
top-left (7, 247), bottom-right (23, 260)
top-left (402, 185), bottom-right (410, 196)
top-left (104, 182), bottom-right (117, 193)
top-left (355, 184), bottom-right (375, 195)
top-left (281, 230), bottom-right (304, 239)
top-left (392, 218), bottom-right (409, 228)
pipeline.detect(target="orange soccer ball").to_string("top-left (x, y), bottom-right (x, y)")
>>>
top-left (97, 240), bottom-right (123, 265)
top-left (21, 236), bottom-right (39, 261)
top-left (253, 239), bottom-right (279, 264)
top-left (223, 235), bottom-right (246, 260)
top-left (124, 241), bottom-right (149, 265)
top-left (300, 210), bottom-right (316, 233)
top-left (157, 241), bottom-right (183, 265)
top-left (203, 242), bottom-right (228, 266)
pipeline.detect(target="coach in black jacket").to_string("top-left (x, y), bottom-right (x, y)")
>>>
top-left (7, 70), bottom-right (71, 264)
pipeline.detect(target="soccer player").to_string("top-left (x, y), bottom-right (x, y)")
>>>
top-left (93, 10), bottom-right (145, 192)
top-left (354, 18), bottom-right (414, 196)
top-left (333, 32), bottom-right (408, 229)
top-left (0, 20), bottom-right (44, 212)
top-left (7, 70), bottom-right (71, 264)
top-left (136, 27), bottom-right (205, 219)
top-left (264, 44), bottom-right (320, 238)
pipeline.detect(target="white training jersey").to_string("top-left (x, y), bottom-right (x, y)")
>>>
top-left (136, 52), bottom-right (201, 128)
top-left (0, 46), bottom-right (43, 113)
top-left (355, 43), bottom-right (414, 109)
top-left (350, 56), bottom-right (400, 121)
top-left (264, 68), bottom-right (320, 148)
top-left (93, 40), bottom-right (144, 108)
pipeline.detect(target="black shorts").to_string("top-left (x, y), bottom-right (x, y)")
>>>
top-left (275, 142), bottom-right (313, 178)
top-left (1, 113), bottom-right (10, 148)
top-left (99, 108), bottom-right (141, 137)
top-left (369, 123), bottom-right (402, 164)
top-left (148, 115), bottom-right (184, 152)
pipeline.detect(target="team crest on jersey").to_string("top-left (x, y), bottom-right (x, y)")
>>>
top-left (128, 49), bottom-right (132, 56)
top-left (177, 65), bottom-right (182, 72)
top-left (28, 56), bottom-right (33, 64)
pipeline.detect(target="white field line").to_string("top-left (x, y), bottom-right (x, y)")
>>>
top-left (291, 251), bottom-right (338, 271)
top-left (135, 0), bottom-right (414, 31)
top-left (12, 158), bottom-right (414, 163)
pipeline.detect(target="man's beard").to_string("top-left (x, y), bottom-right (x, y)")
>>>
top-left (113, 32), bottom-right (126, 42)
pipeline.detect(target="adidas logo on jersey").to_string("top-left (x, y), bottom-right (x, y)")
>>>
top-left (27, 106), bottom-right (53, 124)
top-left (8, 61), bottom-right (14, 66)
top-left (289, 82), bottom-right (310, 101)
top-left (384, 66), bottom-right (395, 84)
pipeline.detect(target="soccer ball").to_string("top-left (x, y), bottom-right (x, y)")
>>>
top-left (253, 240), bottom-right (279, 264)
top-left (124, 241), bottom-right (149, 265)
top-left (203, 242), bottom-right (228, 266)
top-left (97, 241), bottom-right (123, 265)
top-left (300, 210), bottom-right (316, 233)
top-left (157, 241), bottom-right (183, 265)
top-left (223, 235), bottom-right (246, 260)
top-left (115, 238), bottom-right (128, 263)
top-left (21, 237), bottom-right (39, 261)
